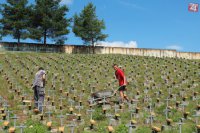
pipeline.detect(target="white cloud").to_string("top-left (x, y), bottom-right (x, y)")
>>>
top-left (60, 0), bottom-right (73, 5)
top-left (166, 45), bottom-right (183, 51)
top-left (97, 41), bottom-right (137, 48)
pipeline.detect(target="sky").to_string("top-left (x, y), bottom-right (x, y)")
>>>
top-left (0, 0), bottom-right (200, 52)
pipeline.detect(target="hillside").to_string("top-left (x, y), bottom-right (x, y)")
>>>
top-left (0, 52), bottom-right (199, 133)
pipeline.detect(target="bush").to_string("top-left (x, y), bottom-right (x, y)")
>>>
top-left (24, 119), bottom-right (47, 133)
top-left (115, 124), bottom-right (128, 133)
top-left (93, 107), bottom-right (106, 121)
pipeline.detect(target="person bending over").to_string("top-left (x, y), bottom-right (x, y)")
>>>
top-left (113, 64), bottom-right (129, 104)
top-left (32, 67), bottom-right (46, 112)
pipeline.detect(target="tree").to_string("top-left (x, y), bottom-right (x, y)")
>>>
top-left (0, 0), bottom-right (31, 45)
top-left (73, 2), bottom-right (108, 53)
top-left (28, 0), bottom-right (70, 45)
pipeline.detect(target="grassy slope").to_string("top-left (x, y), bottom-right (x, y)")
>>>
top-left (0, 52), bottom-right (199, 133)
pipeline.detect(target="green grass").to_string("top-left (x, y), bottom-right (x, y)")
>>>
top-left (0, 52), bottom-right (199, 132)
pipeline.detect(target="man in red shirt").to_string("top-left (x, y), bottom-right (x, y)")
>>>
top-left (113, 64), bottom-right (129, 104)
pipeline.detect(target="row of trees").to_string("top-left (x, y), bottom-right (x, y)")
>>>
top-left (0, 0), bottom-right (108, 51)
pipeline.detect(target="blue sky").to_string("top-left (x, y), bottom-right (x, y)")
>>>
top-left (0, 0), bottom-right (200, 52)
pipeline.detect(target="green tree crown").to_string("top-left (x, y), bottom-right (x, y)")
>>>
top-left (0, 0), bottom-right (31, 44)
top-left (73, 2), bottom-right (108, 48)
top-left (28, 0), bottom-right (71, 45)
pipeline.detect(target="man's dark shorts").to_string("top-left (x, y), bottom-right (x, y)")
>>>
top-left (118, 85), bottom-right (126, 91)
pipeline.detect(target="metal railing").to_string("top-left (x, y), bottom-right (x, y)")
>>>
top-left (0, 46), bottom-right (63, 53)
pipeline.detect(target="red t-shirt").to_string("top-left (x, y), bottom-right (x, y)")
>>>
top-left (115, 68), bottom-right (127, 86)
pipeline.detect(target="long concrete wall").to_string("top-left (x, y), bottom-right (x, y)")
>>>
top-left (0, 42), bottom-right (200, 59)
